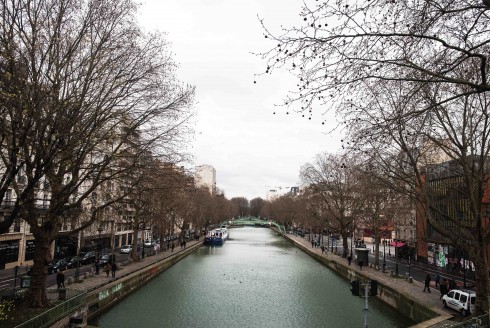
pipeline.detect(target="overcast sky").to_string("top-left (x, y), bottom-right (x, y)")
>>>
top-left (138, 0), bottom-right (342, 200)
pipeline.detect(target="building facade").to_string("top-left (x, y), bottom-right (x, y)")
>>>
top-left (195, 165), bottom-right (216, 195)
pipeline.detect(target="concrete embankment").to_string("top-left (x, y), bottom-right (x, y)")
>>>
top-left (281, 232), bottom-right (452, 327)
top-left (85, 241), bottom-right (202, 322)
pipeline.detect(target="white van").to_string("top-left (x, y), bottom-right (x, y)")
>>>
top-left (442, 289), bottom-right (476, 315)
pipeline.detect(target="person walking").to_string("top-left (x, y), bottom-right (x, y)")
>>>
top-left (105, 263), bottom-right (111, 277)
top-left (347, 255), bottom-right (352, 266)
top-left (439, 278), bottom-right (448, 300)
top-left (111, 262), bottom-right (117, 278)
top-left (56, 270), bottom-right (65, 289)
top-left (435, 272), bottom-right (440, 288)
top-left (359, 260), bottom-right (363, 270)
top-left (423, 273), bottom-right (431, 293)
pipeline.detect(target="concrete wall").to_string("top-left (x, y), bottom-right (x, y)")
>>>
top-left (85, 242), bottom-right (202, 321)
top-left (284, 234), bottom-right (448, 326)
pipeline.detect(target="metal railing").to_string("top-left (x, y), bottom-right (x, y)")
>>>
top-left (436, 313), bottom-right (490, 328)
top-left (0, 288), bottom-right (86, 328)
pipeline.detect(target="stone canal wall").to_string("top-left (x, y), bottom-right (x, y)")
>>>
top-left (85, 242), bottom-right (202, 322)
top-left (283, 233), bottom-right (444, 326)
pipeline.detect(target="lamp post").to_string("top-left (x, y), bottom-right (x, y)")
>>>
top-left (383, 240), bottom-right (386, 273)
top-left (95, 226), bottom-right (103, 275)
top-left (463, 252), bottom-right (466, 288)
top-left (327, 229), bottom-right (330, 252)
top-left (395, 241), bottom-right (399, 276)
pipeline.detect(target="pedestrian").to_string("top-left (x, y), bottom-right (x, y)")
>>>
top-left (311, 240), bottom-right (314, 248)
top-left (56, 270), bottom-right (65, 289)
top-left (171, 243), bottom-right (174, 252)
top-left (105, 263), bottom-right (111, 277)
top-left (347, 255), bottom-right (352, 266)
top-left (321, 245), bottom-right (325, 254)
top-left (111, 262), bottom-right (117, 278)
top-left (435, 272), bottom-right (440, 288)
top-left (423, 273), bottom-right (431, 293)
top-left (359, 260), bottom-right (363, 270)
top-left (439, 278), bottom-right (448, 300)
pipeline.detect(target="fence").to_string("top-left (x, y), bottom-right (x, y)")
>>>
top-left (0, 288), bottom-right (86, 328)
top-left (434, 314), bottom-right (490, 328)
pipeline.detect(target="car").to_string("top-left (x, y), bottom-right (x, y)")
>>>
top-left (442, 289), bottom-right (476, 315)
top-left (120, 245), bottom-right (132, 254)
top-left (144, 240), bottom-right (155, 248)
top-left (66, 256), bottom-right (81, 269)
top-left (79, 251), bottom-right (96, 265)
top-left (48, 259), bottom-right (68, 274)
top-left (99, 254), bottom-right (115, 266)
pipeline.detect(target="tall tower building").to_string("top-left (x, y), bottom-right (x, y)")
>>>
top-left (195, 165), bottom-right (216, 194)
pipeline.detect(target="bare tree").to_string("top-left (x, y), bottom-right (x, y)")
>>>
top-left (0, 0), bottom-right (194, 308)
top-left (260, 1), bottom-right (490, 313)
top-left (300, 152), bottom-right (363, 258)
top-left (230, 197), bottom-right (250, 218)
top-left (250, 197), bottom-right (266, 218)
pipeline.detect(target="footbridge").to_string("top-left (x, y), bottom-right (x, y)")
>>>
top-left (227, 217), bottom-right (286, 234)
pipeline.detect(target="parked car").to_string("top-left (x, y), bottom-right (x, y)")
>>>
top-left (48, 258), bottom-right (68, 274)
top-left (120, 245), bottom-right (132, 254)
top-left (144, 240), bottom-right (155, 248)
top-left (79, 251), bottom-right (96, 265)
top-left (98, 254), bottom-right (115, 266)
top-left (66, 256), bottom-right (81, 269)
top-left (442, 289), bottom-right (476, 315)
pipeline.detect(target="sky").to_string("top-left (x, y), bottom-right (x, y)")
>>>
top-left (138, 0), bottom-right (342, 200)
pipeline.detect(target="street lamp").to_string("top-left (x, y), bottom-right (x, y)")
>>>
top-left (95, 226), bottom-right (103, 275)
top-left (383, 240), bottom-right (386, 273)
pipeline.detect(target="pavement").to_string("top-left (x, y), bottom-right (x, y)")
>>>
top-left (52, 239), bottom-right (203, 291)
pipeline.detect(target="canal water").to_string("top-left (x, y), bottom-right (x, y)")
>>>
top-left (95, 227), bottom-right (416, 327)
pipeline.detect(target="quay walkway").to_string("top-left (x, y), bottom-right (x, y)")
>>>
top-left (48, 240), bottom-right (203, 292)
top-left (285, 233), bottom-right (477, 328)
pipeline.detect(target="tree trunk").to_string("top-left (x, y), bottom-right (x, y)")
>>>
top-left (25, 236), bottom-right (53, 308)
top-left (473, 243), bottom-right (490, 315)
top-left (374, 240), bottom-right (380, 269)
top-left (341, 233), bottom-right (349, 258)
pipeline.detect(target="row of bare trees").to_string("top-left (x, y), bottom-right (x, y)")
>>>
top-left (259, 0), bottom-right (490, 314)
top-left (0, 0), bottom-right (204, 309)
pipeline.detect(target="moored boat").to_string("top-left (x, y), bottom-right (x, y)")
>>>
top-left (204, 228), bottom-right (228, 245)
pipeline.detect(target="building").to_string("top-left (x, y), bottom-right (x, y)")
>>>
top-left (195, 165), bottom-right (216, 195)
top-left (266, 186), bottom-right (300, 201)
top-left (415, 158), bottom-right (490, 273)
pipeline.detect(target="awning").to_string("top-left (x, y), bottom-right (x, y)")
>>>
top-left (390, 241), bottom-right (406, 248)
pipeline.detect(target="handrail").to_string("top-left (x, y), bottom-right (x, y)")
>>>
top-left (12, 289), bottom-right (86, 328)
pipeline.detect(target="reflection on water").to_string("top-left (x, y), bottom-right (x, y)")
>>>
top-left (96, 227), bottom-right (416, 328)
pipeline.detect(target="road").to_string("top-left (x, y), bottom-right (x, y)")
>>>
top-left (0, 247), bottom-right (155, 289)
top-left (307, 234), bottom-right (475, 289)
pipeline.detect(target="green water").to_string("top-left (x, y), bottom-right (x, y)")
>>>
top-left (95, 227), bottom-right (416, 327)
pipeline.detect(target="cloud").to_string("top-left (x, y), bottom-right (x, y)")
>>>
top-left (139, 0), bottom-right (342, 200)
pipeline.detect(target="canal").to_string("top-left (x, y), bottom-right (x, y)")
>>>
top-left (95, 227), bottom-right (416, 327)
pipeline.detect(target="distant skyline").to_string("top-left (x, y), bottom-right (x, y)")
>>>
top-left (139, 0), bottom-right (342, 200)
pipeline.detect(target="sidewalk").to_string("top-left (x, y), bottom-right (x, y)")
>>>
top-left (52, 240), bottom-right (203, 291)
top-left (288, 234), bottom-right (460, 327)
